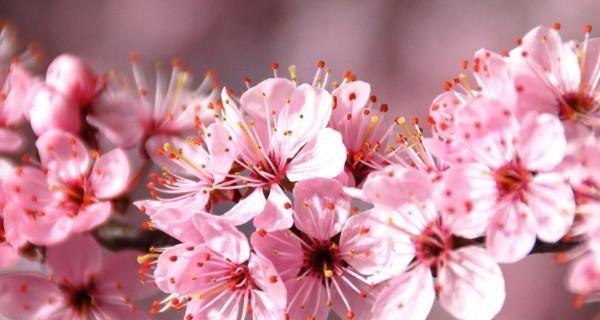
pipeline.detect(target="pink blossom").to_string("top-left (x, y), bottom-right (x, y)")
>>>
top-left (362, 165), bottom-right (505, 320)
top-left (219, 68), bottom-right (347, 230)
top-left (87, 56), bottom-right (219, 161)
top-left (445, 101), bottom-right (575, 263)
top-left (0, 158), bottom-right (24, 267)
top-left (0, 234), bottom-right (150, 319)
top-left (329, 77), bottom-right (440, 186)
top-left (509, 24), bottom-right (600, 137)
top-left (144, 228), bottom-right (287, 320)
top-left (3, 130), bottom-right (131, 245)
top-left (251, 178), bottom-right (390, 320)
top-left (45, 54), bottom-right (97, 106)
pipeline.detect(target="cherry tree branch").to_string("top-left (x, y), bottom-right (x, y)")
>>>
top-left (93, 219), bottom-right (178, 252)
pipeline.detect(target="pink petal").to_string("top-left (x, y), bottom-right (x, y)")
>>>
top-left (526, 173), bottom-right (575, 242)
top-left (46, 54), bottom-right (97, 106)
top-left (518, 27), bottom-right (565, 82)
top-left (89, 148), bottom-right (131, 199)
top-left (286, 128), bottom-right (346, 182)
top-left (3, 166), bottom-right (52, 211)
top-left (205, 121), bottom-right (236, 183)
top-left (248, 253), bottom-right (287, 312)
top-left (71, 201), bottom-right (112, 233)
top-left (192, 214), bottom-right (250, 264)
top-left (219, 187), bottom-right (266, 226)
top-left (252, 290), bottom-right (287, 320)
top-left (517, 112), bottom-right (566, 171)
top-left (144, 134), bottom-right (199, 176)
top-left (2, 64), bottom-right (34, 126)
top-left (293, 177), bottom-right (351, 241)
top-left (371, 266), bottom-right (435, 320)
top-left (253, 184), bottom-right (293, 232)
top-left (486, 201), bottom-right (537, 263)
top-left (438, 246), bottom-right (505, 319)
top-left (472, 49), bottom-right (515, 100)
top-left (135, 197), bottom-right (205, 243)
top-left (275, 84), bottom-right (333, 157)
top-left (92, 304), bottom-right (148, 320)
top-left (28, 84), bottom-right (81, 135)
top-left (0, 127), bottom-right (24, 153)
top-left (36, 130), bottom-right (91, 183)
top-left (567, 253), bottom-right (600, 294)
top-left (330, 80), bottom-right (371, 122)
top-left (581, 38), bottom-right (600, 86)
top-left (0, 243), bottom-right (19, 268)
top-left (88, 92), bottom-right (150, 148)
top-left (330, 271), bottom-right (374, 320)
top-left (153, 243), bottom-right (211, 295)
top-left (96, 250), bottom-right (156, 300)
top-left (0, 274), bottom-right (65, 319)
top-left (240, 78), bottom-right (294, 120)
top-left (429, 90), bottom-right (467, 140)
top-left (340, 210), bottom-right (413, 281)
top-left (284, 275), bottom-right (329, 320)
top-left (46, 234), bottom-right (103, 285)
top-left (19, 209), bottom-right (73, 246)
top-left (362, 165), bottom-right (432, 210)
top-left (250, 230), bottom-right (304, 280)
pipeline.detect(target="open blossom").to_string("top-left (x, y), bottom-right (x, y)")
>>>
top-left (2, 130), bottom-right (131, 245)
top-left (329, 74), bottom-right (440, 186)
top-left (0, 22), bottom-right (40, 152)
top-left (0, 158), bottom-right (25, 267)
top-left (251, 178), bottom-right (391, 320)
top-left (362, 166), bottom-right (505, 320)
top-left (88, 55), bottom-right (219, 162)
top-left (143, 223), bottom-right (287, 320)
top-left (445, 100), bottom-right (575, 263)
top-left (0, 234), bottom-right (150, 319)
top-left (509, 24), bottom-right (600, 137)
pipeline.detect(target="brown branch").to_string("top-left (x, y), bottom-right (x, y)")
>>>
top-left (93, 219), bottom-right (178, 252)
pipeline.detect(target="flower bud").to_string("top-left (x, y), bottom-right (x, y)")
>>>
top-left (28, 84), bottom-right (81, 135)
top-left (46, 54), bottom-right (97, 106)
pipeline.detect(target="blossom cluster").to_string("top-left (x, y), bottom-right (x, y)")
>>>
top-left (0, 20), bottom-right (598, 319)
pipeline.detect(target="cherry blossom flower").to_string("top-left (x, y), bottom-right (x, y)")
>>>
top-left (361, 165), bottom-right (505, 320)
top-left (444, 100), bottom-right (575, 263)
top-left (2, 130), bottom-right (131, 245)
top-left (0, 158), bottom-right (25, 267)
top-left (0, 22), bottom-right (41, 152)
top-left (88, 55), bottom-right (219, 163)
top-left (140, 224), bottom-right (287, 320)
top-left (509, 24), bottom-right (600, 138)
top-left (251, 178), bottom-right (390, 320)
top-left (329, 74), bottom-right (441, 186)
top-left (0, 234), bottom-right (150, 319)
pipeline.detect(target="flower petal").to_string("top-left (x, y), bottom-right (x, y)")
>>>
top-left (485, 202), bottom-right (537, 263)
top-left (362, 165), bottom-right (432, 210)
top-left (254, 184), bottom-right (293, 232)
top-left (96, 250), bottom-right (157, 301)
top-left (0, 127), bottom-right (24, 153)
top-left (250, 230), bottom-right (304, 280)
top-left (46, 234), bottom-right (103, 285)
top-left (438, 247), bottom-right (505, 320)
top-left (89, 148), bottom-right (131, 199)
top-left (135, 197), bottom-right (206, 243)
top-left (71, 201), bottom-right (112, 233)
top-left (3, 166), bottom-right (52, 211)
top-left (248, 253), bottom-right (287, 312)
top-left (517, 112), bottom-right (566, 171)
top-left (36, 130), bottom-right (91, 183)
top-left (286, 128), bottom-right (346, 182)
top-left (0, 274), bottom-right (65, 320)
top-left (192, 214), bottom-right (250, 264)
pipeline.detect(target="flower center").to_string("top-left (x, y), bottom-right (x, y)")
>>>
top-left (494, 162), bottom-right (530, 199)
top-left (0, 217), bottom-right (6, 243)
top-left (560, 92), bottom-right (596, 120)
top-left (305, 241), bottom-right (340, 278)
top-left (415, 223), bottom-right (452, 262)
top-left (61, 280), bottom-right (96, 315)
top-left (228, 265), bottom-right (254, 291)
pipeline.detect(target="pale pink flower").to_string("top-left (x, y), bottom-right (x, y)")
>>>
top-left (0, 234), bottom-right (150, 319)
top-left (0, 158), bottom-right (24, 267)
top-left (251, 178), bottom-right (391, 320)
top-left (88, 56), bottom-right (219, 163)
top-left (509, 24), bottom-right (600, 137)
top-left (144, 226), bottom-right (287, 320)
top-left (329, 76), bottom-right (440, 186)
top-left (445, 101), bottom-right (575, 263)
top-left (219, 67), bottom-right (346, 230)
top-left (2, 130), bottom-right (131, 245)
top-left (0, 23), bottom-right (40, 152)
top-left (362, 166), bottom-right (505, 320)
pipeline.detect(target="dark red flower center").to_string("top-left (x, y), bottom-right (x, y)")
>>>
top-left (494, 162), bottom-right (530, 199)
top-left (560, 92), bottom-right (596, 120)
top-left (61, 280), bottom-right (96, 315)
top-left (0, 217), bottom-right (6, 243)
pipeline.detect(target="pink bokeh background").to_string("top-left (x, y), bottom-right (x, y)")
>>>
top-left (1, 0), bottom-right (599, 318)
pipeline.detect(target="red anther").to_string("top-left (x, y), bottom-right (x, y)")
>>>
top-left (142, 221), bottom-right (153, 230)
top-left (380, 103), bottom-right (389, 112)
top-left (317, 60), bottom-right (326, 68)
top-left (169, 255), bottom-right (178, 262)
top-left (362, 109), bottom-right (370, 116)
top-left (515, 84), bottom-right (525, 92)
top-left (332, 96), bottom-right (338, 109)
top-left (359, 291), bottom-right (368, 298)
top-left (516, 38), bottom-right (523, 46)
top-left (243, 77), bottom-right (252, 84)
top-left (552, 22), bottom-right (561, 30)
top-left (461, 59), bottom-right (468, 70)
top-left (271, 62), bottom-right (280, 70)
top-left (284, 202), bottom-right (292, 209)
top-left (359, 227), bottom-right (370, 235)
top-left (171, 57), bottom-right (183, 68)
top-left (346, 311), bottom-right (354, 319)
top-left (501, 50), bottom-right (509, 57)
top-left (346, 113), bottom-right (352, 121)
top-left (369, 95), bottom-right (377, 103)
top-left (349, 92), bottom-right (357, 100)
top-left (521, 50), bottom-right (528, 58)
top-left (269, 275), bottom-right (278, 283)
top-left (426, 116), bottom-right (436, 126)
top-left (257, 229), bottom-right (267, 237)
top-left (442, 81), bottom-right (453, 91)
top-left (325, 201), bottom-right (335, 210)
top-left (584, 24), bottom-right (593, 33)
top-left (149, 301), bottom-right (160, 315)
top-left (128, 52), bottom-right (140, 62)
top-left (453, 77), bottom-right (460, 84)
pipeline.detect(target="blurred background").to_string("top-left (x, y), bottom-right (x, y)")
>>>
top-left (1, 0), bottom-right (599, 318)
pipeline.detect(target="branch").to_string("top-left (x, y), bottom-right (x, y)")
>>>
top-left (93, 219), bottom-right (178, 252)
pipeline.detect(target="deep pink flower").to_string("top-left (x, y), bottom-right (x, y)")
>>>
top-left (45, 54), bottom-right (97, 106)
top-left (88, 56), bottom-right (219, 163)
top-left (145, 225), bottom-right (287, 320)
top-left (0, 234), bottom-right (150, 319)
top-left (509, 24), bottom-right (600, 137)
top-left (362, 166), bottom-right (505, 320)
top-left (446, 101), bottom-right (575, 263)
top-left (3, 130), bottom-right (131, 245)
top-left (251, 178), bottom-right (391, 320)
